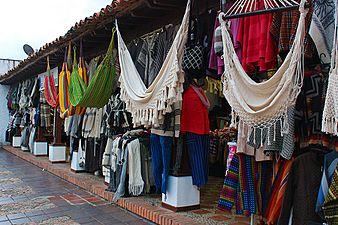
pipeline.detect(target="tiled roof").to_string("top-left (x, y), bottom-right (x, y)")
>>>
top-left (0, 0), bottom-right (142, 84)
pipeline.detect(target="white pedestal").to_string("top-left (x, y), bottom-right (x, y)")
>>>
top-left (71, 152), bottom-right (85, 172)
top-left (105, 173), bottom-right (110, 185)
top-left (33, 142), bottom-right (48, 156)
top-left (12, 136), bottom-right (21, 148)
top-left (162, 176), bottom-right (200, 212)
top-left (21, 146), bottom-right (29, 151)
top-left (49, 145), bottom-right (66, 163)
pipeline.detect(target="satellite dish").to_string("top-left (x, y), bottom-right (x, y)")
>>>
top-left (23, 44), bottom-right (35, 56)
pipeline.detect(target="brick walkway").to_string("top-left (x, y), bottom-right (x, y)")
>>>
top-left (2, 146), bottom-right (252, 225)
top-left (0, 148), bottom-right (153, 225)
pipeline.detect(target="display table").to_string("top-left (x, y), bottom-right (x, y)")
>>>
top-left (161, 175), bottom-right (200, 212)
top-left (49, 144), bottom-right (66, 163)
top-left (33, 142), bottom-right (48, 156)
top-left (12, 136), bottom-right (21, 148)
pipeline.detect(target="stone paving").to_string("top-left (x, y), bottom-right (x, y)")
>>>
top-left (2, 145), bottom-right (254, 225)
top-left (0, 148), bottom-right (153, 225)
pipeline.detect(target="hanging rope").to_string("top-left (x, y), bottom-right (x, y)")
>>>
top-left (44, 56), bottom-right (58, 108)
top-left (68, 28), bottom-right (116, 108)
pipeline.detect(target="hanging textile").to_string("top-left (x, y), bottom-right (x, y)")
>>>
top-left (322, 4), bottom-right (338, 136)
top-left (277, 151), bottom-right (324, 225)
top-left (309, 0), bottom-right (335, 64)
top-left (68, 42), bottom-right (88, 115)
top-left (116, 0), bottom-right (190, 128)
top-left (59, 44), bottom-right (75, 118)
top-left (219, 0), bottom-right (308, 142)
top-left (68, 29), bottom-right (116, 109)
top-left (322, 165), bottom-right (338, 224)
top-left (44, 56), bottom-right (58, 108)
top-left (264, 160), bottom-right (293, 225)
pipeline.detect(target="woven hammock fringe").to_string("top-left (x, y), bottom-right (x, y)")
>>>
top-left (322, 116), bottom-right (338, 136)
top-left (120, 61), bottom-right (184, 128)
top-left (129, 184), bottom-right (144, 196)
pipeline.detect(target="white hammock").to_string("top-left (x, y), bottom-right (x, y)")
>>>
top-left (220, 0), bottom-right (308, 138)
top-left (322, 4), bottom-right (338, 136)
top-left (116, 0), bottom-right (190, 128)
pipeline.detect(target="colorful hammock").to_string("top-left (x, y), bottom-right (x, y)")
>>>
top-left (59, 44), bottom-right (75, 118)
top-left (44, 56), bottom-right (58, 108)
top-left (68, 28), bottom-right (116, 108)
top-left (69, 41), bottom-right (88, 115)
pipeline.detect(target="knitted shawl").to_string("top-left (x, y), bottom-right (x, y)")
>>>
top-left (116, 0), bottom-right (190, 128)
top-left (128, 138), bottom-right (144, 196)
top-left (219, 0), bottom-right (308, 143)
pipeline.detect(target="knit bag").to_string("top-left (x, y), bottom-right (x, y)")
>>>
top-left (182, 1), bottom-right (206, 76)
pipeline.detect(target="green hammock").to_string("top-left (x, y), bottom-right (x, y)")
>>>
top-left (69, 28), bottom-right (116, 108)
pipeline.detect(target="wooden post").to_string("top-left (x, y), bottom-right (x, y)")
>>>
top-left (35, 126), bottom-right (46, 142)
top-left (51, 108), bottom-right (63, 146)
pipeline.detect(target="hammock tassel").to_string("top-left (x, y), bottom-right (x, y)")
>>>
top-left (145, 109), bottom-right (149, 124)
top-left (247, 126), bottom-right (251, 142)
top-left (260, 128), bottom-right (263, 148)
top-left (149, 109), bottom-right (154, 125)
top-left (267, 127), bottom-right (271, 145)
top-left (282, 112), bottom-right (289, 135)
top-left (165, 104), bottom-right (173, 114)
top-left (230, 109), bottom-right (236, 128)
top-left (168, 87), bottom-right (176, 99)
top-left (273, 122), bottom-right (276, 142)
top-left (253, 128), bottom-right (256, 145)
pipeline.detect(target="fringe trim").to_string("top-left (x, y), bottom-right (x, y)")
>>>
top-left (322, 116), bottom-right (338, 136)
top-left (129, 183), bottom-right (144, 196)
top-left (119, 56), bottom-right (184, 128)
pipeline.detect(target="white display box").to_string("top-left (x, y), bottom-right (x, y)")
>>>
top-left (33, 142), bottom-right (48, 156)
top-left (49, 145), bottom-right (66, 163)
top-left (21, 146), bottom-right (29, 151)
top-left (162, 175), bottom-right (200, 212)
top-left (71, 151), bottom-right (85, 172)
top-left (12, 136), bottom-right (21, 148)
top-left (105, 173), bottom-right (110, 185)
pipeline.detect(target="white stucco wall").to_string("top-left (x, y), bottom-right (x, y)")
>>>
top-left (0, 59), bottom-right (21, 145)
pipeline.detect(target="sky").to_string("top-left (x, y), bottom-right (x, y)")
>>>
top-left (0, 0), bottom-right (113, 60)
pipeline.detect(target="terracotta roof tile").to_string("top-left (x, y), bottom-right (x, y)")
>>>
top-left (0, 0), bottom-right (138, 84)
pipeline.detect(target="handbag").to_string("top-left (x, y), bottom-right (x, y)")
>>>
top-left (182, 1), bottom-right (206, 76)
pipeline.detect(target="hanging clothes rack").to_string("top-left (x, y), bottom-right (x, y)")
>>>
top-left (221, 0), bottom-right (308, 19)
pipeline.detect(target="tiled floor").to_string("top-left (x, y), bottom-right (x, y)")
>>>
top-left (140, 177), bottom-right (251, 225)
top-left (2, 146), bottom-right (253, 225)
top-left (0, 148), bottom-right (153, 225)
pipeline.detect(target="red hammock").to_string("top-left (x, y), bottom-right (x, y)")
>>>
top-left (44, 56), bottom-right (59, 108)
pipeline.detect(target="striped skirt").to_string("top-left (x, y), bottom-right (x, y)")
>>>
top-left (185, 133), bottom-right (210, 187)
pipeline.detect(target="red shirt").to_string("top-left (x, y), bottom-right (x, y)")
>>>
top-left (180, 86), bottom-right (210, 135)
